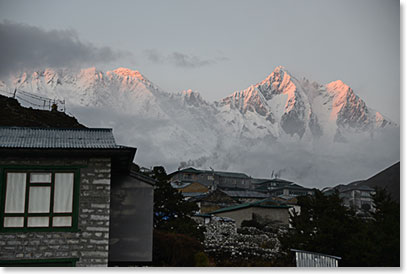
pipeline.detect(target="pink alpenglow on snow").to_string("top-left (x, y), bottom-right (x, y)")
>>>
top-left (325, 80), bottom-right (353, 120)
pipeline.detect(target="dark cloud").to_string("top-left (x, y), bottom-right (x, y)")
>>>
top-left (170, 52), bottom-right (213, 68)
top-left (144, 49), bottom-right (165, 63)
top-left (0, 21), bottom-right (132, 77)
top-left (144, 49), bottom-right (228, 68)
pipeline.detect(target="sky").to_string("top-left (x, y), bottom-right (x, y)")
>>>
top-left (0, 0), bottom-right (400, 123)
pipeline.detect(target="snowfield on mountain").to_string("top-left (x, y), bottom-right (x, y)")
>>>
top-left (0, 66), bottom-right (399, 188)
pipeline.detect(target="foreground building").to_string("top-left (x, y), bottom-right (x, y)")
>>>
top-left (0, 127), bottom-right (153, 267)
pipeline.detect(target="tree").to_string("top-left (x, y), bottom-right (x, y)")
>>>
top-left (369, 187), bottom-right (400, 266)
top-left (145, 166), bottom-right (207, 266)
top-left (345, 187), bottom-right (400, 266)
top-left (278, 188), bottom-right (400, 267)
top-left (153, 230), bottom-right (204, 266)
top-left (278, 190), bottom-right (358, 266)
top-left (150, 166), bottom-right (205, 241)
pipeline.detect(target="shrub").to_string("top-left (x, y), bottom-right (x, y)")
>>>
top-left (152, 230), bottom-right (204, 266)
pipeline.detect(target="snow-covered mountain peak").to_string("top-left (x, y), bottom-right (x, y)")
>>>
top-left (78, 67), bottom-right (102, 79)
top-left (261, 66), bottom-right (287, 84)
top-left (272, 65), bottom-right (288, 74)
top-left (112, 67), bottom-right (143, 80)
top-left (178, 89), bottom-right (209, 107)
top-left (257, 66), bottom-right (296, 98)
top-left (2, 66), bottom-right (397, 147)
top-left (104, 67), bottom-right (162, 94)
top-left (326, 80), bottom-right (351, 95)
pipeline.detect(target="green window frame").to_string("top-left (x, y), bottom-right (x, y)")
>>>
top-left (0, 258), bottom-right (79, 267)
top-left (0, 166), bottom-right (81, 232)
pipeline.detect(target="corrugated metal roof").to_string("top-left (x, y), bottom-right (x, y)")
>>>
top-left (291, 249), bottom-right (341, 267)
top-left (181, 192), bottom-right (208, 197)
top-left (269, 184), bottom-right (313, 192)
top-left (340, 185), bottom-right (375, 192)
top-left (215, 171), bottom-right (249, 178)
top-left (171, 167), bottom-right (250, 178)
top-left (0, 127), bottom-right (123, 149)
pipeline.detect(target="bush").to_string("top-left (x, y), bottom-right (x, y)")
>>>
top-left (241, 219), bottom-right (264, 230)
top-left (152, 230), bottom-right (204, 266)
top-left (194, 252), bottom-right (210, 267)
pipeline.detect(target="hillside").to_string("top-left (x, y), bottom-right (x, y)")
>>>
top-left (0, 94), bottom-right (86, 128)
top-left (351, 162), bottom-right (400, 202)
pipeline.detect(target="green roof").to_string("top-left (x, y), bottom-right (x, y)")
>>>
top-left (209, 198), bottom-right (290, 214)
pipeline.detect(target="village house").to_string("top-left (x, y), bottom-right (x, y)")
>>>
top-left (209, 198), bottom-right (292, 228)
top-left (254, 178), bottom-right (314, 198)
top-left (322, 184), bottom-right (375, 214)
top-left (253, 178), bottom-right (293, 192)
top-left (170, 180), bottom-right (210, 200)
top-left (189, 189), bottom-right (239, 214)
top-left (338, 185), bottom-right (375, 212)
top-left (168, 167), bottom-right (253, 190)
top-left (0, 127), bottom-right (153, 267)
top-left (220, 189), bottom-right (269, 203)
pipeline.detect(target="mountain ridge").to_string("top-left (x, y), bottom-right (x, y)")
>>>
top-left (0, 66), bottom-right (399, 187)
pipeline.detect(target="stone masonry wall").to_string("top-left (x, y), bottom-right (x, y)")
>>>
top-left (0, 157), bottom-right (111, 267)
top-left (203, 217), bottom-right (282, 264)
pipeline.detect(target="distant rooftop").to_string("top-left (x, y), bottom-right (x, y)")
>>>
top-left (172, 167), bottom-right (250, 179)
top-left (340, 185), bottom-right (375, 192)
top-left (253, 178), bottom-right (294, 185)
top-left (0, 127), bottom-right (127, 149)
top-left (221, 190), bottom-right (269, 199)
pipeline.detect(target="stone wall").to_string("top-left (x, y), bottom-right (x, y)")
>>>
top-left (213, 206), bottom-right (290, 227)
top-left (203, 217), bottom-right (283, 265)
top-left (0, 157), bottom-right (111, 267)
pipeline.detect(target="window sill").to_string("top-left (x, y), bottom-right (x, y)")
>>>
top-left (0, 227), bottom-right (80, 233)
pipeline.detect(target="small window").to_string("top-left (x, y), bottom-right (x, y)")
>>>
top-left (1, 170), bottom-right (78, 231)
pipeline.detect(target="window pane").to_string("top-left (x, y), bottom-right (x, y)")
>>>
top-left (27, 217), bottom-right (49, 227)
top-left (30, 173), bottom-right (51, 183)
top-left (5, 173), bottom-right (26, 213)
top-left (4, 217), bottom-right (24, 227)
top-left (53, 216), bottom-right (72, 227)
top-left (28, 186), bottom-right (51, 213)
top-left (54, 173), bottom-right (74, 213)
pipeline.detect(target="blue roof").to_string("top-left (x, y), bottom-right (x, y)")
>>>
top-left (0, 127), bottom-right (125, 149)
